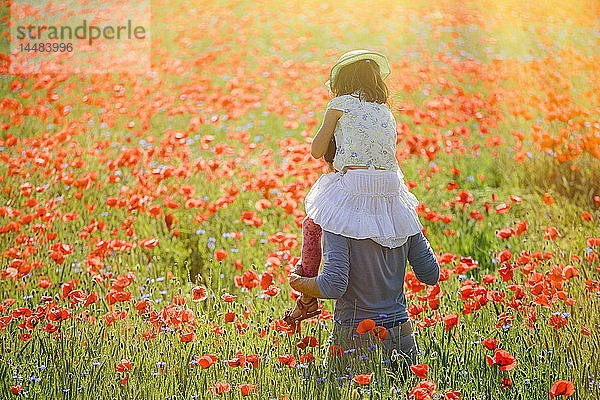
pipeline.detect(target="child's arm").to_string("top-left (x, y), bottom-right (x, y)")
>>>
top-left (311, 109), bottom-right (342, 159)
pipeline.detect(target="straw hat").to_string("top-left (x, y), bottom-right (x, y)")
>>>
top-left (324, 49), bottom-right (391, 89)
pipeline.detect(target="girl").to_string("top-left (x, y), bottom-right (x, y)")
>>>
top-left (284, 50), bottom-right (423, 330)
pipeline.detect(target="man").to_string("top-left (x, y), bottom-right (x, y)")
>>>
top-left (289, 229), bottom-right (440, 375)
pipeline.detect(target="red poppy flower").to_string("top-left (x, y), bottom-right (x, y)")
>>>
top-left (180, 332), bottom-right (195, 342)
top-left (225, 312), bottom-right (236, 323)
top-left (241, 269), bottom-right (260, 290)
top-left (197, 354), bottom-right (217, 369)
top-left (116, 359), bottom-right (133, 373)
top-left (496, 249), bottom-right (512, 263)
top-left (549, 314), bottom-right (568, 330)
top-left (263, 286), bottom-right (280, 296)
top-left (37, 276), bottom-right (53, 289)
top-left (409, 380), bottom-right (437, 399)
top-left (277, 354), bottom-right (296, 368)
top-left (410, 363), bottom-right (429, 379)
top-left (483, 274), bottom-right (497, 285)
top-left (20, 333), bottom-right (32, 341)
top-left (371, 326), bottom-right (388, 342)
top-left (581, 211), bottom-right (593, 222)
top-left (139, 237), bottom-right (159, 250)
top-left (84, 292), bottom-right (98, 307)
top-left (61, 280), bottom-right (77, 298)
top-left (356, 319), bottom-right (376, 334)
top-left (192, 286), bottom-right (208, 301)
top-left (227, 352), bottom-right (246, 367)
top-left (234, 259), bottom-right (243, 270)
top-left (495, 202), bottom-right (510, 214)
top-left (486, 348), bottom-right (517, 371)
top-left (444, 313), bottom-right (459, 331)
top-left (239, 384), bottom-right (255, 396)
top-left (297, 336), bottom-right (319, 349)
top-left (482, 338), bottom-right (498, 350)
top-left (246, 354), bottom-right (261, 368)
top-left (352, 373), bottom-right (373, 385)
top-left (445, 389), bottom-right (461, 399)
top-left (329, 345), bottom-right (344, 357)
top-left (544, 226), bottom-right (562, 240)
top-left (509, 195), bottom-right (523, 203)
top-left (515, 220), bottom-right (529, 236)
top-left (454, 190), bottom-right (475, 210)
top-left (543, 193), bottom-right (554, 206)
top-left (10, 385), bottom-right (22, 395)
top-left (549, 380), bottom-right (574, 398)
top-left (214, 249), bottom-right (228, 261)
top-left (209, 382), bottom-right (231, 395)
top-left (255, 199), bottom-right (272, 210)
top-left (495, 227), bottom-right (515, 239)
top-left (581, 326), bottom-right (591, 336)
top-left (260, 270), bottom-right (274, 289)
top-left (42, 323), bottom-right (59, 333)
top-left (439, 267), bottom-right (453, 281)
top-left (221, 293), bottom-right (237, 302)
top-left (299, 353), bottom-right (315, 364)
top-left (446, 180), bottom-right (459, 191)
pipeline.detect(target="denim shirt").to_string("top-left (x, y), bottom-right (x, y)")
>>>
top-left (316, 230), bottom-right (440, 328)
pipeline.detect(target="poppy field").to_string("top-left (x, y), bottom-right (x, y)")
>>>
top-left (1, 0), bottom-right (600, 398)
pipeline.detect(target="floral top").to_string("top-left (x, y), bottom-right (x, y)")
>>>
top-left (325, 91), bottom-right (399, 172)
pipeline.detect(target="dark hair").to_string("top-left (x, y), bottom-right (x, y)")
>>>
top-left (331, 59), bottom-right (389, 104)
top-left (324, 137), bottom-right (336, 164)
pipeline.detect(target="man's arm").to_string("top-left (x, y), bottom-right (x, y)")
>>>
top-left (407, 231), bottom-right (440, 285)
top-left (289, 231), bottom-right (351, 299)
top-left (288, 268), bottom-right (323, 298)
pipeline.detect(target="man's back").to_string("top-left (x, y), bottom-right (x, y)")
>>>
top-left (316, 230), bottom-right (440, 327)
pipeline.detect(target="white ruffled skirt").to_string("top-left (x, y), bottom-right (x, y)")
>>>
top-left (304, 167), bottom-right (423, 248)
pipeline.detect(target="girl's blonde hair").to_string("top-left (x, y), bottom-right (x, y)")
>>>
top-left (331, 59), bottom-right (389, 104)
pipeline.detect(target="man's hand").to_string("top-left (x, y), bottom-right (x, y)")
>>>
top-left (288, 262), bottom-right (324, 299)
top-left (291, 260), bottom-right (303, 276)
top-left (288, 259), bottom-right (304, 288)
top-left (288, 272), bottom-right (301, 288)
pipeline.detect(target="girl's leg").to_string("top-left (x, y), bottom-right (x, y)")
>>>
top-left (300, 216), bottom-right (322, 278)
top-left (284, 216), bottom-right (322, 326)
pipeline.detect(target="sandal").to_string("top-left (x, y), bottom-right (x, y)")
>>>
top-left (283, 297), bottom-right (321, 334)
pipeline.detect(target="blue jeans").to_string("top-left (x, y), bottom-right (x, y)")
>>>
top-left (323, 319), bottom-right (418, 376)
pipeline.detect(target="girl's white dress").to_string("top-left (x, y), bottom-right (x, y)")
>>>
top-left (305, 92), bottom-right (423, 248)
